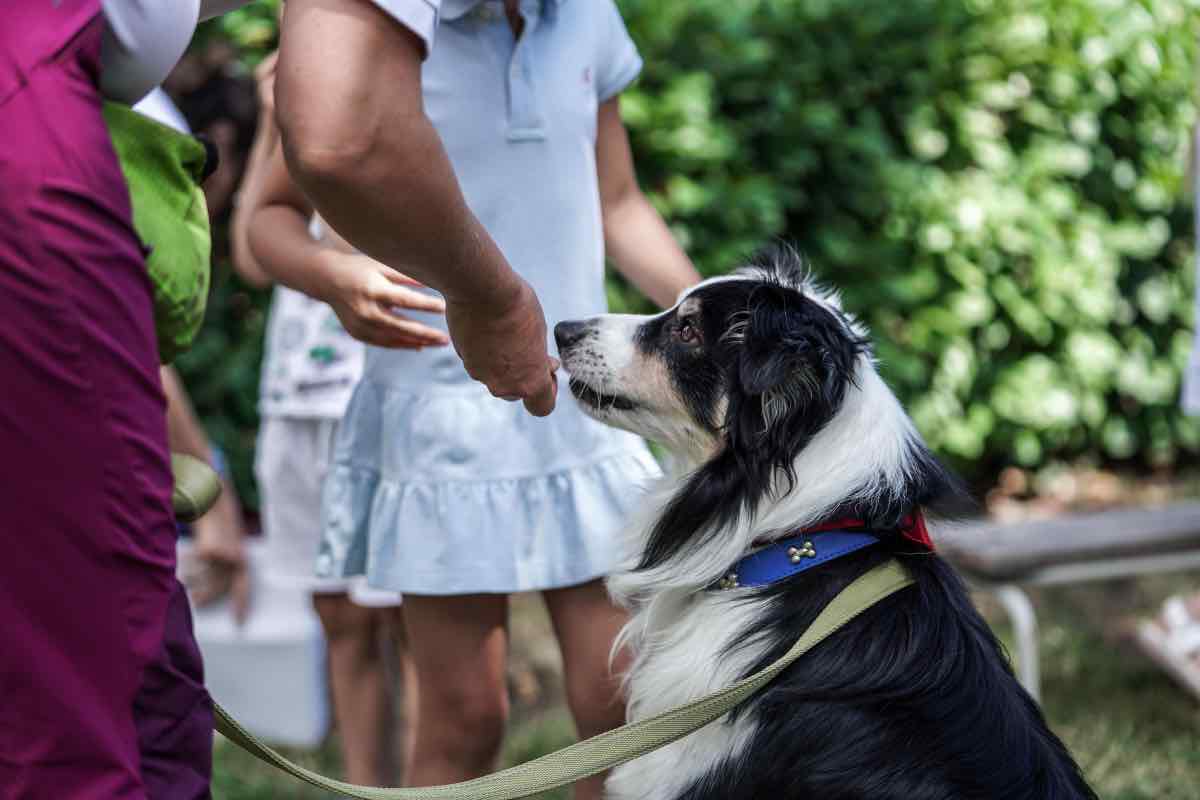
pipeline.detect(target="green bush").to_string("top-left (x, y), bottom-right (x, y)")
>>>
top-left (175, 262), bottom-right (270, 508)
top-left (188, 0), bottom-right (1200, 506)
top-left (616, 0), bottom-right (1200, 479)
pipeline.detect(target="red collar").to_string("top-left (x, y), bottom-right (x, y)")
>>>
top-left (801, 511), bottom-right (934, 549)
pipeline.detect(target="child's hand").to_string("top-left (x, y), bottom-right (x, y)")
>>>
top-left (320, 250), bottom-right (450, 349)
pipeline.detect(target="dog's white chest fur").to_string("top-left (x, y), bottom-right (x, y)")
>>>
top-left (606, 591), bottom-right (769, 800)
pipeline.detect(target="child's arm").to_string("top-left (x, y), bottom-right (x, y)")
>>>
top-left (230, 53), bottom-right (280, 289)
top-left (247, 134), bottom-right (449, 350)
top-left (597, 98), bottom-right (701, 309)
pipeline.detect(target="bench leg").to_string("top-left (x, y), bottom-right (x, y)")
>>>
top-left (993, 585), bottom-right (1040, 703)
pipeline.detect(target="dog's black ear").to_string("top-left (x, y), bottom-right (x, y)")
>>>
top-left (725, 287), bottom-right (867, 493)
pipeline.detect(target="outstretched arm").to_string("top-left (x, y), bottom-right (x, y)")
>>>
top-left (275, 0), bottom-right (558, 415)
top-left (162, 366), bottom-right (251, 623)
top-left (248, 118), bottom-right (450, 350)
top-left (230, 53), bottom-right (280, 289)
top-left (596, 98), bottom-right (701, 309)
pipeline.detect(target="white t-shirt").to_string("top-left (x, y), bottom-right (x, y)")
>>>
top-left (132, 87), bottom-right (191, 135)
top-left (259, 218), bottom-right (365, 420)
top-left (99, 0), bottom-right (251, 104)
top-left (100, 0), bottom-right (200, 104)
top-left (99, 0), bottom-right (433, 104)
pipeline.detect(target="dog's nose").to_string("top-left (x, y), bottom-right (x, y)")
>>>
top-left (554, 320), bottom-right (589, 350)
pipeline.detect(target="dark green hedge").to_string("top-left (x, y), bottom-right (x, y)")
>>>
top-left (185, 0), bottom-right (1200, 506)
top-left (615, 0), bottom-right (1200, 478)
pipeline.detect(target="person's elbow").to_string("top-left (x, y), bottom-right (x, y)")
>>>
top-left (244, 206), bottom-right (285, 286)
top-left (230, 238), bottom-right (273, 289)
top-left (277, 107), bottom-right (376, 198)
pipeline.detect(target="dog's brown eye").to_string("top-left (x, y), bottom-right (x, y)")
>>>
top-left (677, 320), bottom-right (700, 344)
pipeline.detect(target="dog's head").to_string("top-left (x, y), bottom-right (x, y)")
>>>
top-left (559, 246), bottom-right (964, 580)
top-left (557, 247), bottom-right (868, 471)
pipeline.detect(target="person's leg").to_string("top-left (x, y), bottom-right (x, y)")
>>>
top-left (381, 605), bottom-right (421, 782)
top-left (543, 580), bottom-right (631, 800)
top-left (401, 594), bottom-right (510, 785)
top-left (313, 593), bottom-right (395, 785)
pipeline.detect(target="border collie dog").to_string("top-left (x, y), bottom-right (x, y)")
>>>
top-left (555, 248), bottom-right (1096, 800)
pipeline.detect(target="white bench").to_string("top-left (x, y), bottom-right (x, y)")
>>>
top-left (177, 538), bottom-right (331, 748)
top-left (934, 502), bottom-right (1200, 702)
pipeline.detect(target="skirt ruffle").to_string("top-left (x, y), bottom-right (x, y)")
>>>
top-left (316, 378), bottom-right (662, 594)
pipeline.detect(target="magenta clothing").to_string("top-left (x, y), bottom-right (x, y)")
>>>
top-left (0, 3), bottom-right (212, 798)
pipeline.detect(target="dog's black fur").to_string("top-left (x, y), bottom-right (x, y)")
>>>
top-left (572, 248), bottom-right (1097, 799)
top-left (679, 545), bottom-right (1096, 799)
top-left (636, 252), bottom-right (966, 572)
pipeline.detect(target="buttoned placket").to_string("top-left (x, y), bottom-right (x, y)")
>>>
top-left (504, 0), bottom-right (546, 141)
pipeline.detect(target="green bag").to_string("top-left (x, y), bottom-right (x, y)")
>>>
top-left (103, 101), bottom-right (213, 364)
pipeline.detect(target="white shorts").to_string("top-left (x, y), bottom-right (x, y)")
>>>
top-left (256, 417), bottom-right (401, 607)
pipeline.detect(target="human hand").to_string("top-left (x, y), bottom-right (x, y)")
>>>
top-left (184, 476), bottom-right (251, 625)
top-left (445, 278), bottom-right (559, 416)
top-left (320, 251), bottom-right (450, 349)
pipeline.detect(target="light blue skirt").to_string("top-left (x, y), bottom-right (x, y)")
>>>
top-left (315, 373), bottom-right (662, 595)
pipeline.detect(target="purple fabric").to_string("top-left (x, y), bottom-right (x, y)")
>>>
top-left (0, 3), bottom-right (212, 798)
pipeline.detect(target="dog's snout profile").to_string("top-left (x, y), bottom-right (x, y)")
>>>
top-left (554, 320), bottom-right (589, 351)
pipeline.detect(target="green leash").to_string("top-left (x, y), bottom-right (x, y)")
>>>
top-left (214, 560), bottom-right (914, 800)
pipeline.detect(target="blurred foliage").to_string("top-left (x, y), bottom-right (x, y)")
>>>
top-left (195, 0), bottom-right (281, 63)
top-left (175, 259), bottom-right (269, 508)
top-left (615, 0), bottom-right (1200, 479)
top-left (187, 0), bottom-right (1200, 506)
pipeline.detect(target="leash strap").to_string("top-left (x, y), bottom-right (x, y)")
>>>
top-left (214, 560), bottom-right (914, 800)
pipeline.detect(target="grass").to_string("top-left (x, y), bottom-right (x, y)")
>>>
top-left (212, 578), bottom-right (1200, 799)
top-left (1013, 578), bottom-right (1200, 799)
top-left (213, 711), bottom-right (578, 800)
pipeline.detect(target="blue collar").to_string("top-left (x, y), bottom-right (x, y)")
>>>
top-left (713, 530), bottom-right (880, 591)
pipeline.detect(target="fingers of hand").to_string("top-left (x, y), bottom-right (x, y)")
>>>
top-left (373, 308), bottom-right (449, 346)
top-left (340, 296), bottom-right (448, 348)
top-left (380, 269), bottom-right (428, 289)
top-left (523, 376), bottom-right (557, 417)
top-left (230, 570), bottom-right (252, 627)
top-left (375, 283), bottom-right (446, 315)
top-left (183, 556), bottom-right (235, 607)
top-left (482, 360), bottom-right (559, 416)
top-left (348, 321), bottom-right (440, 350)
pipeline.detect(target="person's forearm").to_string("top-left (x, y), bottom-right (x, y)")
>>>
top-left (248, 203), bottom-right (345, 302)
top-left (275, 0), bottom-right (524, 311)
top-left (283, 110), bottom-right (523, 310)
top-left (274, 0), bottom-right (557, 414)
top-left (162, 367), bottom-right (214, 461)
top-left (230, 116), bottom-right (279, 288)
top-left (604, 193), bottom-right (701, 309)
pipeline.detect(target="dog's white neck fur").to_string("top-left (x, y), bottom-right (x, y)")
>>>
top-left (605, 354), bottom-right (920, 800)
top-left (609, 355), bottom-right (919, 602)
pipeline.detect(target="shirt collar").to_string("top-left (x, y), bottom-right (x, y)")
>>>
top-left (441, 0), bottom-right (566, 22)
